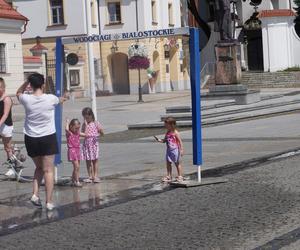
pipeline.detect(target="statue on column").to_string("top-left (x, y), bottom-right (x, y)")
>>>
top-left (213, 0), bottom-right (237, 42)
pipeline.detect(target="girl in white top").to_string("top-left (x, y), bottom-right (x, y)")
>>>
top-left (17, 73), bottom-right (68, 211)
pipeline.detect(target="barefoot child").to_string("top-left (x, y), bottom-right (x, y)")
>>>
top-left (81, 107), bottom-right (104, 183)
top-left (154, 117), bottom-right (184, 182)
top-left (65, 119), bottom-right (85, 187)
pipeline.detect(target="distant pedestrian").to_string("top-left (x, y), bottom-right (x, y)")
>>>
top-left (16, 73), bottom-right (68, 210)
top-left (65, 118), bottom-right (85, 187)
top-left (81, 107), bottom-right (104, 183)
top-left (154, 117), bottom-right (184, 182)
top-left (0, 77), bottom-right (13, 161)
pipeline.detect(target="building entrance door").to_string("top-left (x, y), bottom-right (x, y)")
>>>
top-left (246, 29), bottom-right (264, 71)
top-left (111, 53), bottom-right (130, 94)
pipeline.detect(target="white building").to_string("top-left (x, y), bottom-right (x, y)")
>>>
top-left (99, 0), bottom-right (182, 33)
top-left (11, 0), bottom-right (188, 96)
top-left (11, 0), bottom-right (101, 94)
top-left (0, 0), bottom-right (28, 95)
top-left (200, 0), bottom-right (300, 73)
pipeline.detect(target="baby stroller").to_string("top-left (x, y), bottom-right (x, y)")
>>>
top-left (2, 145), bottom-right (30, 182)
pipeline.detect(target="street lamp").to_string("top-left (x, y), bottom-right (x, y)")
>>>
top-left (110, 41), bottom-right (119, 54)
top-left (164, 43), bottom-right (170, 59)
top-left (30, 36), bottom-right (49, 89)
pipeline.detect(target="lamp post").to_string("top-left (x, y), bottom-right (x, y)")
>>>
top-left (84, 0), bottom-right (97, 120)
top-left (110, 41), bottom-right (118, 54)
top-left (135, 0), bottom-right (143, 103)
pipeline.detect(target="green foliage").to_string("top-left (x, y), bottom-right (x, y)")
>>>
top-left (282, 66), bottom-right (300, 72)
top-left (295, 0), bottom-right (300, 7)
top-left (294, 0), bottom-right (300, 27)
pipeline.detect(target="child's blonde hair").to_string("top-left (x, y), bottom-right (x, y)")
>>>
top-left (164, 117), bottom-right (177, 129)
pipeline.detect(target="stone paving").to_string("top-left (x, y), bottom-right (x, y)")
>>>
top-left (1, 89), bottom-right (300, 240)
top-left (2, 153), bottom-right (300, 249)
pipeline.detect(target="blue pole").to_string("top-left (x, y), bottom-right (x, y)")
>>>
top-left (54, 37), bottom-right (63, 166)
top-left (189, 28), bottom-right (203, 181)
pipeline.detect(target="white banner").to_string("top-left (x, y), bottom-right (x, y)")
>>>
top-left (62, 27), bottom-right (190, 45)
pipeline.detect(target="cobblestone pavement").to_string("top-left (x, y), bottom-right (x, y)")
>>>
top-left (1, 155), bottom-right (300, 249)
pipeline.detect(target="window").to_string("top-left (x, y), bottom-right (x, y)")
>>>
top-left (50, 0), bottom-right (64, 25)
top-left (69, 70), bottom-right (80, 87)
top-left (270, 0), bottom-right (279, 9)
top-left (168, 3), bottom-right (174, 26)
top-left (0, 44), bottom-right (6, 73)
top-left (151, 1), bottom-right (157, 24)
top-left (166, 64), bottom-right (169, 73)
top-left (91, 0), bottom-right (97, 26)
top-left (180, 1), bottom-right (185, 27)
top-left (108, 2), bottom-right (121, 24)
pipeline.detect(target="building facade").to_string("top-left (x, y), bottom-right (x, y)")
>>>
top-left (12, 0), bottom-right (189, 96)
top-left (12, 0), bottom-right (101, 95)
top-left (98, 0), bottom-right (189, 94)
top-left (199, 0), bottom-right (300, 73)
top-left (0, 0), bottom-right (28, 95)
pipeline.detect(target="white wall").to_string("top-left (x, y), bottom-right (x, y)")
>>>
top-left (0, 19), bottom-right (25, 95)
top-left (99, 0), bottom-right (181, 34)
top-left (14, 0), bottom-right (87, 38)
top-left (100, 0), bottom-right (140, 34)
top-left (261, 16), bottom-right (299, 72)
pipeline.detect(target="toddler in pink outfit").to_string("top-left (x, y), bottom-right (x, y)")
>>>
top-left (65, 119), bottom-right (85, 187)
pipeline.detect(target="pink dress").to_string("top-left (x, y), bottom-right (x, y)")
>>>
top-left (66, 131), bottom-right (81, 161)
top-left (82, 121), bottom-right (102, 161)
top-left (165, 132), bottom-right (181, 164)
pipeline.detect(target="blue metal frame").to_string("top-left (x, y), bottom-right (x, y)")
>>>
top-left (54, 28), bottom-right (203, 167)
top-left (54, 37), bottom-right (63, 166)
top-left (189, 28), bottom-right (203, 165)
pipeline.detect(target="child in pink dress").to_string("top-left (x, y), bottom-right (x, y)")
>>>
top-left (155, 117), bottom-right (184, 183)
top-left (81, 107), bottom-right (104, 183)
top-left (65, 119), bottom-right (85, 187)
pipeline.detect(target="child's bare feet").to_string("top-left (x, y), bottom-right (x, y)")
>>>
top-left (93, 177), bottom-right (100, 183)
top-left (175, 176), bottom-right (184, 182)
top-left (161, 176), bottom-right (172, 183)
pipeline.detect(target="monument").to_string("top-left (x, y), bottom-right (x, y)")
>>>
top-left (208, 0), bottom-right (260, 104)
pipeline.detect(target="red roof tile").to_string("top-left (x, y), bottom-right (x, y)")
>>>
top-left (258, 9), bottom-right (295, 18)
top-left (23, 56), bottom-right (42, 64)
top-left (30, 43), bottom-right (48, 52)
top-left (0, 0), bottom-right (28, 21)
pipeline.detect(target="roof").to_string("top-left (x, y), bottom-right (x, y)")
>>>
top-left (23, 56), bottom-right (42, 64)
top-left (30, 43), bottom-right (48, 52)
top-left (258, 9), bottom-right (296, 18)
top-left (0, 0), bottom-right (28, 21)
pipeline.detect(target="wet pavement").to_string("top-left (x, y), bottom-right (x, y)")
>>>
top-left (0, 177), bottom-right (172, 237)
top-left (1, 89), bottom-right (300, 239)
